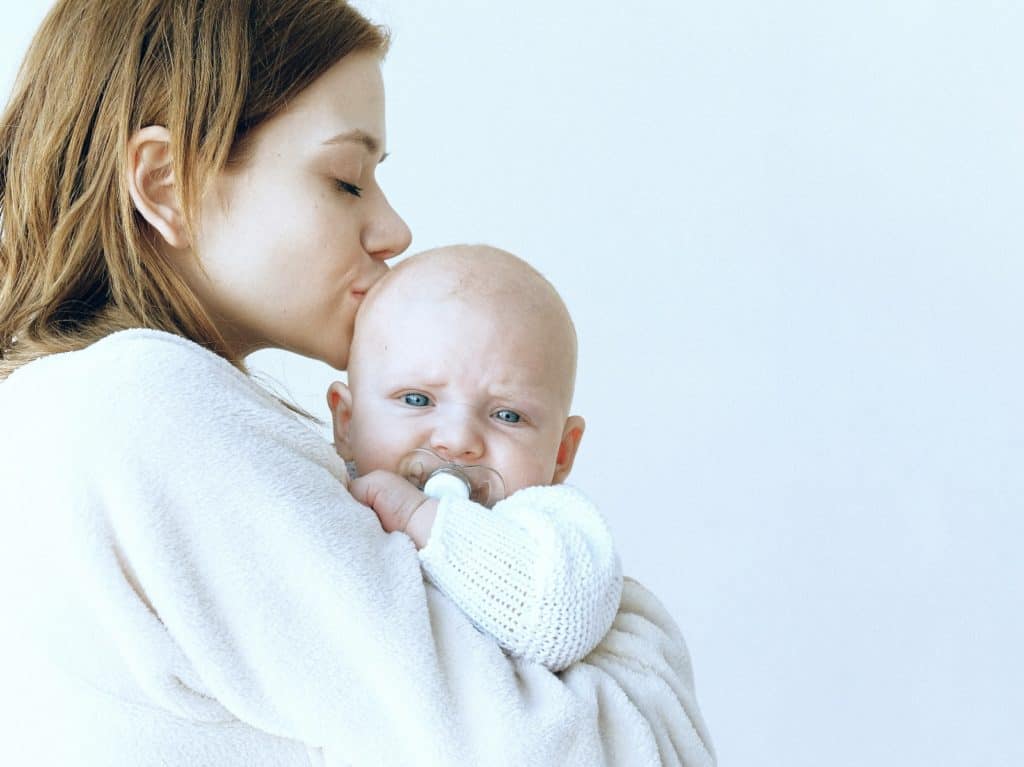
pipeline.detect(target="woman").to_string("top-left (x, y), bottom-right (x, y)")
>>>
top-left (0, 1), bottom-right (715, 765)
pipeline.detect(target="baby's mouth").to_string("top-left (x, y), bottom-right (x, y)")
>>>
top-left (398, 448), bottom-right (506, 507)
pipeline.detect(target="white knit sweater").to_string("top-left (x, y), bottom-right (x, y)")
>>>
top-left (420, 487), bottom-right (622, 673)
top-left (0, 329), bottom-right (715, 766)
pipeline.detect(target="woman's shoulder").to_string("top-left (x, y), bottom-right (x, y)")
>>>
top-left (7, 328), bottom-right (281, 411)
top-left (3, 328), bottom-right (337, 478)
top-left (88, 327), bottom-right (234, 366)
top-left (68, 328), bottom-right (259, 389)
top-left (2, 329), bottom-right (305, 448)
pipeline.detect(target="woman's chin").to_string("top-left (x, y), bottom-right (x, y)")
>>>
top-left (317, 344), bottom-right (350, 372)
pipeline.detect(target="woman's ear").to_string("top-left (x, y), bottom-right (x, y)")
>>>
top-left (126, 125), bottom-right (189, 249)
top-left (552, 415), bottom-right (585, 484)
top-left (326, 381), bottom-right (355, 460)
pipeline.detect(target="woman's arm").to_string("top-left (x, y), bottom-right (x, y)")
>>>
top-left (24, 331), bottom-right (714, 766)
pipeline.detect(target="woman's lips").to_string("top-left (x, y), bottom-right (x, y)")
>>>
top-left (352, 269), bottom-right (387, 300)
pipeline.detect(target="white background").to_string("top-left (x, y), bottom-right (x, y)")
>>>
top-left (4, 2), bottom-right (1022, 765)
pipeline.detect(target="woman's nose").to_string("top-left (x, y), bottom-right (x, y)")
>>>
top-left (430, 416), bottom-right (484, 462)
top-left (363, 190), bottom-right (412, 262)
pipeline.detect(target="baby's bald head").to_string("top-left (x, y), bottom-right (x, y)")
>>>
top-left (336, 245), bottom-right (587, 493)
top-left (352, 245), bottom-right (579, 410)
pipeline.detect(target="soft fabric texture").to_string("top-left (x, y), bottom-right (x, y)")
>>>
top-left (421, 486), bottom-right (623, 672)
top-left (0, 329), bottom-right (715, 766)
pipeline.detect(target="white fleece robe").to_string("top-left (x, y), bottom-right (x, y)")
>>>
top-left (0, 329), bottom-right (715, 766)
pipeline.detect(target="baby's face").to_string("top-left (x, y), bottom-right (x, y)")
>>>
top-left (341, 285), bottom-right (580, 498)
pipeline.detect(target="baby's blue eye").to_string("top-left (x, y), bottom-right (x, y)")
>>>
top-left (494, 409), bottom-right (521, 423)
top-left (403, 393), bottom-right (431, 407)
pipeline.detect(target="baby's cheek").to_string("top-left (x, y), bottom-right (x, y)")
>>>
top-left (354, 437), bottom-right (406, 475)
top-left (505, 456), bottom-right (557, 493)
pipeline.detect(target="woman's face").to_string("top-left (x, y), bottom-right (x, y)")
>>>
top-left (189, 51), bottom-right (411, 369)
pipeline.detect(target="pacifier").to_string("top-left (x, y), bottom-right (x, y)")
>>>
top-left (398, 448), bottom-right (506, 508)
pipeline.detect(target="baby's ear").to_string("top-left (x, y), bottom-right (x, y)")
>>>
top-left (326, 381), bottom-right (355, 460)
top-left (552, 415), bottom-right (585, 484)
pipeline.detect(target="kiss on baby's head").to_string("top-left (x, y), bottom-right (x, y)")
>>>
top-left (328, 244), bottom-right (585, 499)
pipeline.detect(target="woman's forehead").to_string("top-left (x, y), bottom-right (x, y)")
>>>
top-left (250, 52), bottom-right (387, 156)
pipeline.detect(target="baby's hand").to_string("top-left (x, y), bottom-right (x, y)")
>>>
top-left (348, 470), bottom-right (438, 549)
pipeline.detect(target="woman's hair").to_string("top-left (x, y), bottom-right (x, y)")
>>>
top-left (0, 0), bottom-right (389, 380)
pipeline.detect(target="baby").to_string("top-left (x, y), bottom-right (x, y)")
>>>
top-left (328, 245), bottom-right (622, 672)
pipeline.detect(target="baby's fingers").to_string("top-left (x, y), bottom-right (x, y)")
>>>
top-left (349, 470), bottom-right (426, 533)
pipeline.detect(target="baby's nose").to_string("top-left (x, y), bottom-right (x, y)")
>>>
top-left (430, 416), bottom-right (484, 462)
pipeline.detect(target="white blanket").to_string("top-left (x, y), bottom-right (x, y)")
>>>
top-left (0, 329), bottom-right (715, 766)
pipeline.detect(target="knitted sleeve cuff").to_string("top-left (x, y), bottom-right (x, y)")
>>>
top-left (418, 485), bottom-right (623, 671)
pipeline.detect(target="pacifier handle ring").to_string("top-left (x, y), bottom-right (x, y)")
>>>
top-left (428, 464), bottom-right (470, 485)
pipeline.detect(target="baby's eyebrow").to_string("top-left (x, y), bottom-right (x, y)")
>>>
top-left (322, 129), bottom-right (388, 162)
top-left (490, 387), bottom-right (549, 408)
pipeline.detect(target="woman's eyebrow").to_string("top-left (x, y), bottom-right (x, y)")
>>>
top-left (322, 129), bottom-right (388, 162)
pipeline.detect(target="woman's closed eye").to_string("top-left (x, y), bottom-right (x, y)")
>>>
top-left (401, 392), bottom-right (431, 407)
top-left (335, 179), bottom-right (363, 197)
